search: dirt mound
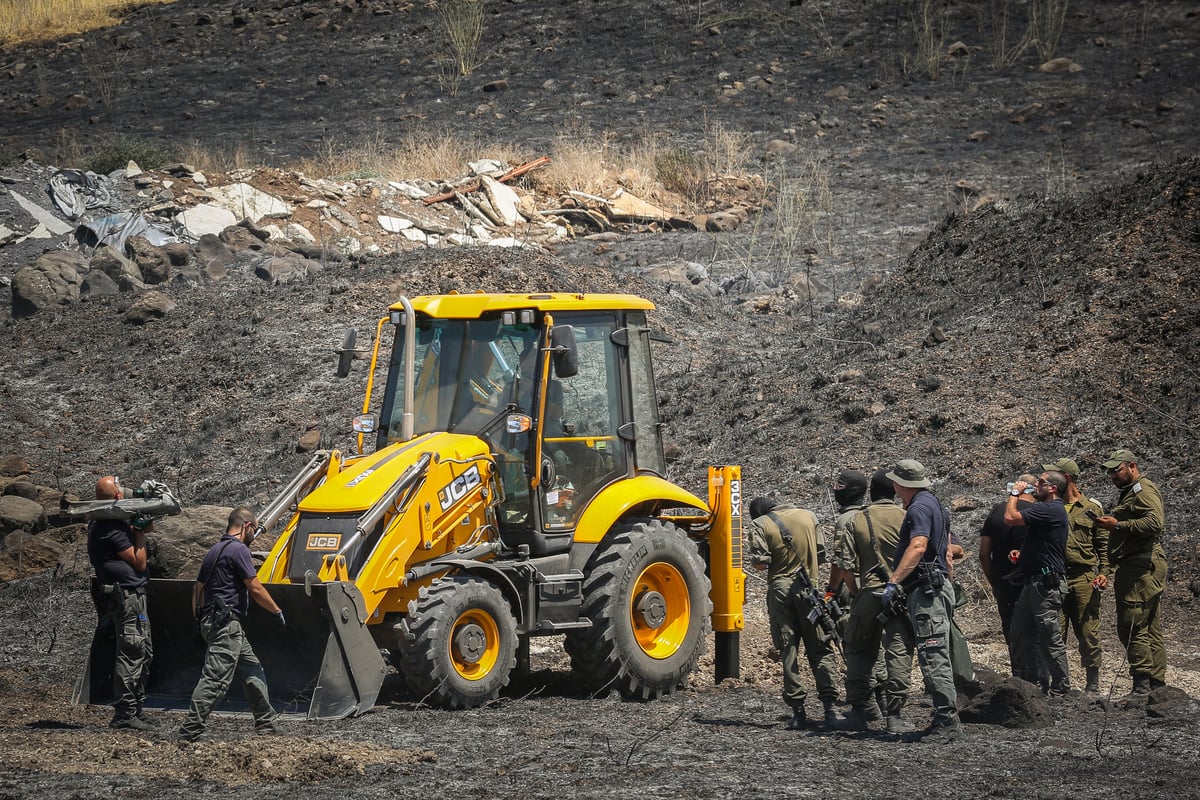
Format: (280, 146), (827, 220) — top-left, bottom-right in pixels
(2, 0), (1200, 796)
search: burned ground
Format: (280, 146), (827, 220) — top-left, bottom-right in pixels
(2, 0), (1200, 797)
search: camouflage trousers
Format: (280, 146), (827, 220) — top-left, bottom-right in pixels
(1060, 568), (1103, 670)
(180, 616), (277, 738)
(908, 581), (958, 726)
(842, 586), (913, 714)
(105, 590), (154, 720)
(1114, 548), (1168, 682)
(767, 579), (839, 710)
(1010, 575), (1071, 691)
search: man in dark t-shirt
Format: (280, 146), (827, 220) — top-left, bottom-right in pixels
(86, 475), (156, 731)
(1004, 471), (1072, 695)
(979, 473), (1036, 674)
(178, 506), (285, 741)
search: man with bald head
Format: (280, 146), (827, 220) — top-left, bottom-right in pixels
(86, 475), (156, 731)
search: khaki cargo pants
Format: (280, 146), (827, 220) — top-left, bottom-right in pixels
(180, 615), (277, 738)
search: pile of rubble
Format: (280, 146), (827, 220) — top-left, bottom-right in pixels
(1, 156), (762, 319)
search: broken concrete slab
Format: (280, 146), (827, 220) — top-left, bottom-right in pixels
(177, 204), (238, 238)
(378, 214), (414, 233)
(605, 189), (673, 222)
(204, 182), (291, 223)
(480, 175), (523, 227)
(7, 189), (73, 235)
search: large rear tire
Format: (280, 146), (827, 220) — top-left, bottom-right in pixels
(397, 576), (518, 709)
(564, 519), (712, 700)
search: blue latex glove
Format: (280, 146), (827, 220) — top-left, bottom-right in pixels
(274, 610), (287, 628)
(880, 582), (898, 607)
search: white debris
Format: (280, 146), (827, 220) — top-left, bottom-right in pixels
(204, 182), (291, 223)
(378, 215), (414, 233)
(177, 203), (238, 238)
(8, 189), (73, 235)
(468, 159), (507, 177)
(285, 223), (316, 243)
(387, 181), (430, 199)
(480, 175), (522, 227)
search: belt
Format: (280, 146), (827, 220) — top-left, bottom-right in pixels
(1065, 564), (1094, 577)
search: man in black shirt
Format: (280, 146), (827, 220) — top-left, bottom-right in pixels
(978, 473), (1036, 674)
(178, 506), (285, 741)
(86, 475), (156, 731)
(1004, 470), (1072, 695)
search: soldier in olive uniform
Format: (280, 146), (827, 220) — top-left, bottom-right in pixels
(827, 470), (868, 638)
(1043, 457), (1108, 693)
(1094, 449), (1168, 697)
(830, 469), (916, 734)
(748, 497), (840, 730)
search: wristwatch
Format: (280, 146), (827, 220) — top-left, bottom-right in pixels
(1010, 490), (1021, 497)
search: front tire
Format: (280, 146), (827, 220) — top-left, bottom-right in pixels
(565, 519), (712, 700)
(398, 576), (518, 709)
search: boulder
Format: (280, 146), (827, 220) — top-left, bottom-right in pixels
(195, 233), (234, 279)
(146, 504), (231, 579)
(80, 269), (120, 297)
(91, 244), (143, 284)
(124, 290), (176, 324)
(11, 251), (86, 317)
(1, 481), (39, 500)
(127, 235), (172, 284)
(0, 531), (65, 581)
(0, 456), (31, 478)
(0, 494), (48, 534)
(254, 252), (311, 284)
(163, 242), (192, 267)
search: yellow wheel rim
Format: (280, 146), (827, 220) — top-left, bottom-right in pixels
(629, 562), (690, 659)
(449, 608), (501, 680)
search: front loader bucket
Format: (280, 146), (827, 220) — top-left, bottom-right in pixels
(73, 579), (387, 720)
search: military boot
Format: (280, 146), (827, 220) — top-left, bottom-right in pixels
(863, 696), (884, 723)
(886, 714), (916, 734)
(832, 707), (869, 732)
(822, 699), (839, 729)
(1084, 667), (1100, 694)
(1131, 676), (1152, 696)
(784, 706), (807, 731)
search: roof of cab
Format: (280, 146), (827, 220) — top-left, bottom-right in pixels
(394, 293), (656, 318)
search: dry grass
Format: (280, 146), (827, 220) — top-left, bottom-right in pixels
(176, 140), (261, 176)
(290, 131), (528, 183)
(0, 0), (173, 45)
(533, 120), (752, 205)
(436, 0), (486, 97)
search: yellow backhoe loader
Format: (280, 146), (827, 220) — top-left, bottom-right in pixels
(76, 293), (744, 717)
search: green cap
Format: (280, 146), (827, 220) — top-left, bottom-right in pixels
(886, 459), (932, 489)
(1041, 458), (1080, 478)
(1102, 449), (1136, 469)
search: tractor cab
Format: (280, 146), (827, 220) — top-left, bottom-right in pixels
(366, 294), (667, 556)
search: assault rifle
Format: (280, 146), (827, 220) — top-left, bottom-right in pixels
(875, 582), (909, 624)
(793, 563), (844, 654)
(61, 479), (181, 527)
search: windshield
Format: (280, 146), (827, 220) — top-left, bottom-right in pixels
(378, 316), (540, 442)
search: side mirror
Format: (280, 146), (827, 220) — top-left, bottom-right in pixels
(550, 325), (578, 378)
(336, 328), (357, 378)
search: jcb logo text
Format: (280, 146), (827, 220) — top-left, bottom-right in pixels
(306, 534), (342, 550)
(438, 464), (482, 511)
